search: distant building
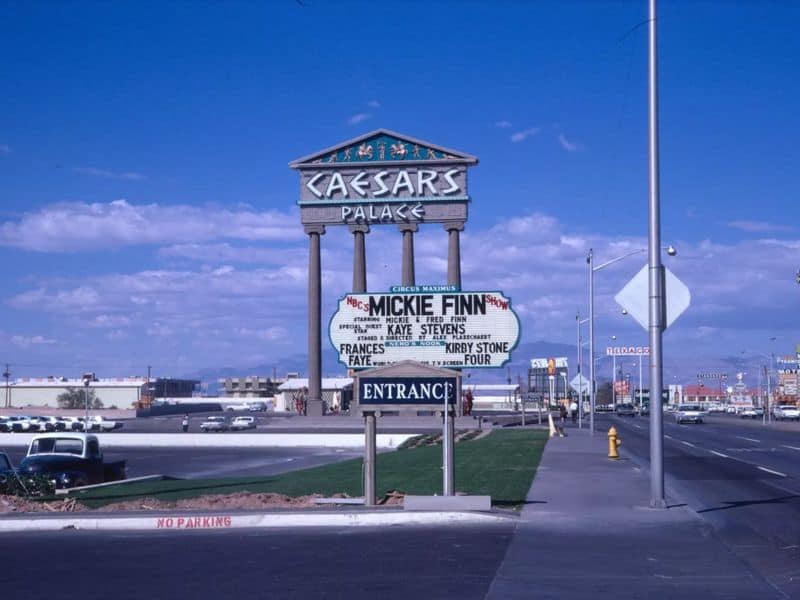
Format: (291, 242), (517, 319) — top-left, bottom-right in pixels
(218, 376), (284, 398)
(149, 378), (200, 398)
(2, 377), (147, 409)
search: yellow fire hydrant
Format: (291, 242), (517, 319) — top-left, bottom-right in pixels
(608, 426), (621, 459)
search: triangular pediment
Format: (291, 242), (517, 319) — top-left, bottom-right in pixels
(356, 360), (461, 378)
(290, 129), (478, 168)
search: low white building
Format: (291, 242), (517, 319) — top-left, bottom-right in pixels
(1, 377), (147, 409)
(276, 378), (353, 412)
(463, 384), (520, 410)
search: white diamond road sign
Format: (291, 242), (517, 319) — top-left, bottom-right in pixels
(614, 265), (691, 331)
(570, 373), (590, 394)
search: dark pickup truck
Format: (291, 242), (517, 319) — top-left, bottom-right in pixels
(18, 433), (126, 489)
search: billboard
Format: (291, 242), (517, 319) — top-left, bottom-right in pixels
(779, 369), (799, 396)
(668, 384), (683, 405)
(530, 357), (568, 371)
(606, 346), (650, 356)
(329, 290), (520, 369)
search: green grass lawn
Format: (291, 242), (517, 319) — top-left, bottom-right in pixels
(72, 429), (547, 509)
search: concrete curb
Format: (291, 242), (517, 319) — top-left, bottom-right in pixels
(0, 510), (511, 533)
(0, 432), (416, 449)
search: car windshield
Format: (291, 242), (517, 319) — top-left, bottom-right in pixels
(679, 405), (701, 411)
(29, 438), (84, 455)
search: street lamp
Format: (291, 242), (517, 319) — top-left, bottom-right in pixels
(586, 245), (676, 436)
(82, 372), (96, 430)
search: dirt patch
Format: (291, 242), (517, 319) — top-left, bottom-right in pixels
(0, 491), (378, 514)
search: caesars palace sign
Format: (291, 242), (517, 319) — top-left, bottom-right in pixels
(290, 129), (475, 226)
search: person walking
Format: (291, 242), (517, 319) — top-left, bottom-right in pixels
(181, 414), (189, 433)
(559, 403), (567, 425)
(570, 399), (578, 424)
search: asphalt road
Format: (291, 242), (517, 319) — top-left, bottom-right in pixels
(3, 446), (362, 479)
(1, 524), (515, 600)
(601, 412), (800, 598)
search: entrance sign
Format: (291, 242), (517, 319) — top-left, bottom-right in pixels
(606, 346), (650, 356)
(329, 290), (520, 369)
(359, 377), (457, 406)
(615, 265), (691, 331)
(290, 129), (477, 227)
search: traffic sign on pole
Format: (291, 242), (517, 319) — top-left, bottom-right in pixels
(614, 264), (691, 331)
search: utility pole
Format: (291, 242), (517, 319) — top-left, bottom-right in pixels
(3, 364), (9, 408)
(648, 0), (667, 509)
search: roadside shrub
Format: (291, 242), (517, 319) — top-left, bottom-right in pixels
(0, 473), (55, 497)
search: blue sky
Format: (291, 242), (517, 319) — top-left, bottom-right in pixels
(1, 1), (798, 387)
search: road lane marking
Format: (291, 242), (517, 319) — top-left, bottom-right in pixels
(783, 445), (800, 452)
(664, 434), (673, 439)
(681, 441), (695, 448)
(736, 436), (760, 443)
(709, 450), (729, 458)
(633, 424), (642, 429)
(757, 466), (787, 477)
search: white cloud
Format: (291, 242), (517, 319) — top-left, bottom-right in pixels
(72, 167), (145, 180)
(510, 127), (540, 143)
(3, 207), (798, 376)
(726, 220), (793, 233)
(88, 314), (131, 328)
(347, 113), (372, 126)
(146, 323), (173, 338)
(0, 200), (303, 252)
(558, 133), (583, 152)
(0, 144), (11, 154)
(159, 243), (302, 265)
(495, 120), (512, 129)
(11, 335), (58, 347)
(367, 100), (381, 108)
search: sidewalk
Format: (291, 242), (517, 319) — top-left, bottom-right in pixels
(485, 427), (781, 599)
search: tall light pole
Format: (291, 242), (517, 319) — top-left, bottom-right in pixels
(576, 313), (589, 429)
(611, 335), (617, 407)
(647, 0), (667, 509)
(587, 246), (674, 436)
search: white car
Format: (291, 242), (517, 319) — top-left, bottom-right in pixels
(230, 416), (257, 431)
(200, 416), (230, 432)
(224, 402), (252, 412)
(773, 406), (800, 421)
(675, 404), (704, 424)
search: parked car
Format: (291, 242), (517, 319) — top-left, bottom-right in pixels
(200, 416), (230, 432)
(725, 406), (738, 414)
(224, 402), (251, 412)
(248, 401), (268, 412)
(85, 416), (123, 432)
(772, 405), (800, 421)
(739, 407), (762, 419)
(0, 451), (14, 480)
(615, 404), (636, 417)
(7, 416), (32, 432)
(230, 416), (256, 431)
(17, 433), (126, 489)
(676, 404), (704, 424)
(639, 403), (650, 416)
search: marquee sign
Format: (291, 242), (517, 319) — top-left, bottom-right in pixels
(290, 129), (478, 226)
(359, 376), (457, 406)
(329, 290), (520, 369)
(697, 372), (728, 380)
